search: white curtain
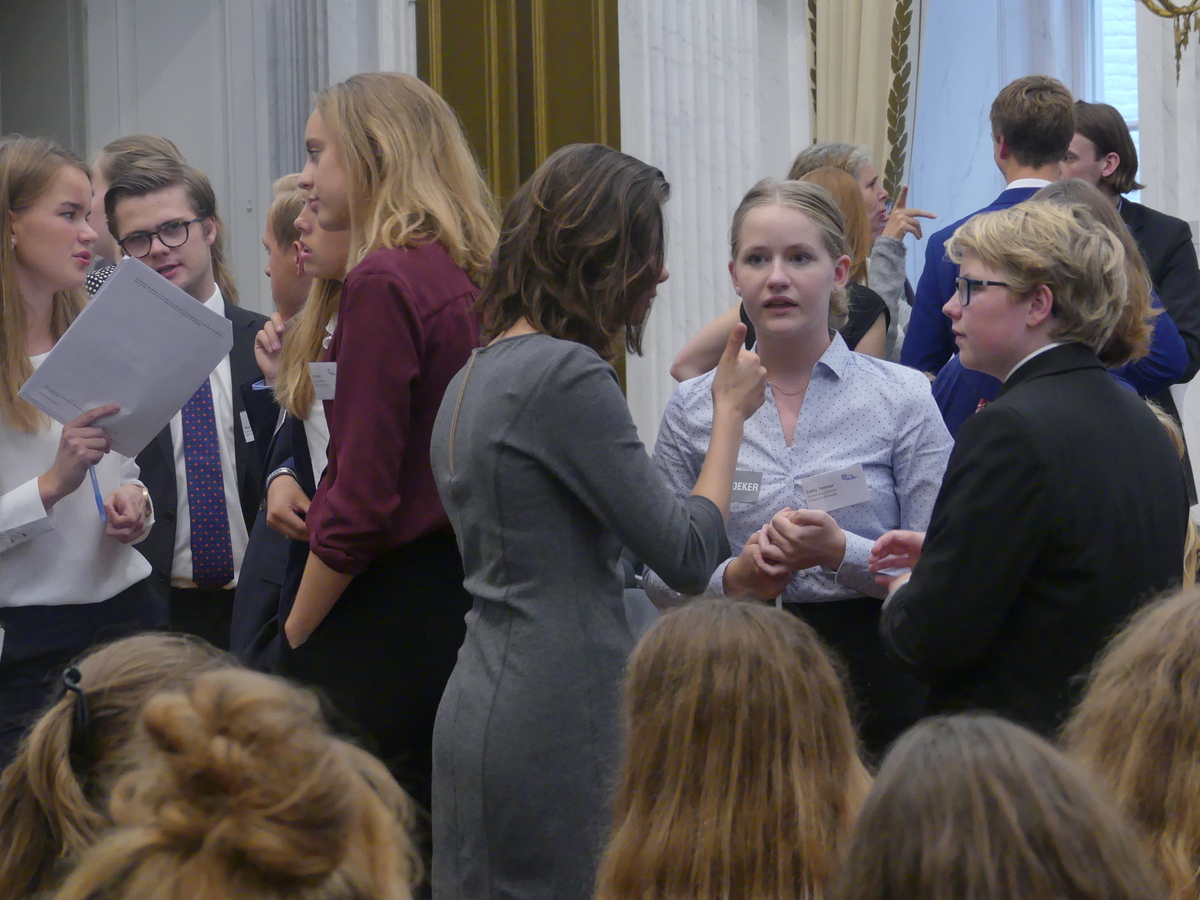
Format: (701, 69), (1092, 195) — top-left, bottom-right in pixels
(619, 0), (812, 445)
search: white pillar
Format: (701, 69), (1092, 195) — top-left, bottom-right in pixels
(619, 0), (811, 445)
(1136, 4), (1200, 247)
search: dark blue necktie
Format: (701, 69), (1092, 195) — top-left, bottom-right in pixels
(181, 379), (234, 589)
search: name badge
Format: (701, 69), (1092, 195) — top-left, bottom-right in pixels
(309, 362), (337, 400)
(800, 463), (870, 512)
(239, 409), (254, 443)
(731, 470), (762, 503)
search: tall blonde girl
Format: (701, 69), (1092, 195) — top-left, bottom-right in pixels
(596, 600), (871, 900)
(0, 135), (166, 765)
(283, 73), (497, 829)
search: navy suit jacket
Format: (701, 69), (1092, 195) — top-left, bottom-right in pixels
(901, 186), (1042, 373)
(1120, 199), (1200, 380)
(135, 301), (273, 592)
(881, 343), (1188, 735)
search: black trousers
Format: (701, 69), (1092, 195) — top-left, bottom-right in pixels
(785, 596), (926, 760)
(0, 580), (168, 765)
(168, 585), (235, 652)
(277, 530), (472, 817)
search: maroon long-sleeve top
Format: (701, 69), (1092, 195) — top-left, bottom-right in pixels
(308, 242), (480, 575)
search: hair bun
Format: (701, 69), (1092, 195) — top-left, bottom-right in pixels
(114, 670), (366, 882)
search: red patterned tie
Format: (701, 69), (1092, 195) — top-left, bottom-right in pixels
(180, 379), (234, 589)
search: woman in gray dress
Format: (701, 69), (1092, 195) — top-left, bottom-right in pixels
(429, 144), (768, 900)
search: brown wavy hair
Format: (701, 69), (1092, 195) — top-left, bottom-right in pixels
(0, 135), (89, 433)
(1073, 100), (1145, 194)
(1063, 588), (1200, 898)
(830, 714), (1165, 900)
(0, 634), (229, 899)
(315, 72), (498, 282)
(47, 668), (418, 900)
(268, 173), (305, 249)
(273, 276), (343, 419)
(595, 600), (871, 900)
(95, 134), (185, 185)
(104, 156), (240, 305)
(477, 143), (668, 360)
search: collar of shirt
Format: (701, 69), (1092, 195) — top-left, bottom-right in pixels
(1006, 342), (1064, 382)
(1005, 178), (1053, 191)
(201, 285), (223, 315)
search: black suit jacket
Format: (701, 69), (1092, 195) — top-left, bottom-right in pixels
(135, 301), (273, 590)
(881, 343), (1188, 735)
(1121, 199), (1200, 379)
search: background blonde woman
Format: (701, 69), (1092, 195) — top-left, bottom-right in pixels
(47, 668), (418, 900)
(596, 600), (870, 900)
(0, 135), (165, 764)
(282, 73), (498, 826)
(1063, 588), (1200, 899)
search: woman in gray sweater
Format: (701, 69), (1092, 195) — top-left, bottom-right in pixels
(429, 143), (768, 900)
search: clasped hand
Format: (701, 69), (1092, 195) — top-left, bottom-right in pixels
(868, 529), (926, 593)
(724, 507), (846, 600)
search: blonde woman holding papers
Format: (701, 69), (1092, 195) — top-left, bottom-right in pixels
(0, 136), (165, 764)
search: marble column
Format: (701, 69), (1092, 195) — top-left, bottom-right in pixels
(1136, 3), (1200, 244)
(619, 0), (812, 445)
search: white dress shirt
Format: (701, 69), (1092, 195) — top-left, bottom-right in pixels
(0, 352), (153, 607)
(167, 287), (249, 588)
(647, 333), (953, 604)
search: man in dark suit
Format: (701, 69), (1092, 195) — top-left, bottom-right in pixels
(902, 75), (1075, 376)
(1062, 99), (1200, 381)
(871, 202), (1188, 737)
(106, 158), (273, 649)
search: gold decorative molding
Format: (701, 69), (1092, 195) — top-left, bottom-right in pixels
(883, 0), (913, 198)
(1138, 0), (1200, 80)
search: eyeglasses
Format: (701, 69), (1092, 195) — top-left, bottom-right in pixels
(954, 275), (1011, 307)
(118, 216), (204, 259)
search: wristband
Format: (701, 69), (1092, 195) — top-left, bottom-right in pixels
(266, 466), (299, 491)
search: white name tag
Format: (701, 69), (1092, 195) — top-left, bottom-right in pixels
(239, 409), (254, 443)
(731, 470), (762, 503)
(800, 463), (870, 512)
(309, 362), (337, 400)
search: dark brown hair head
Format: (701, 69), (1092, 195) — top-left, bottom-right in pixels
(989, 75), (1076, 168)
(830, 714), (1165, 900)
(1073, 100), (1145, 194)
(104, 156), (239, 305)
(96, 134), (186, 185)
(476, 143), (669, 360)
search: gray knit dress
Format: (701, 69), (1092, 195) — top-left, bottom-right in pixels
(429, 333), (730, 900)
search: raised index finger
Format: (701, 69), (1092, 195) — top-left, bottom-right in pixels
(895, 184), (909, 209)
(721, 322), (748, 364)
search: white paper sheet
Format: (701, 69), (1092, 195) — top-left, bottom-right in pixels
(19, 257), (233, 457)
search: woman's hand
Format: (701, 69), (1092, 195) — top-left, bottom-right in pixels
(869, 529), (926, 589)
(38, 404), (119, 509)
(711, 323), (766, 422)
(266, 473), (310, 540)
(760, 507), (847, 570)
(880, 185), (937, 241)
(254, 312), (290, 386)
(104, 484), (148, 543)
(723, 530), (794, 600)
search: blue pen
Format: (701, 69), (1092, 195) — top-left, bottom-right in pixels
(89, 466), (106, 523)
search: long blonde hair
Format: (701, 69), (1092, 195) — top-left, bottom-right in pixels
(0, 634), (229, 899)
(274, 277), (342, 418)
(1063, 588), (1200, 899)
(47, 668), (418, 900)
(316, 72), (498, 282)
(0, 135), (88, 433)
(595, 600), (871, 900)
